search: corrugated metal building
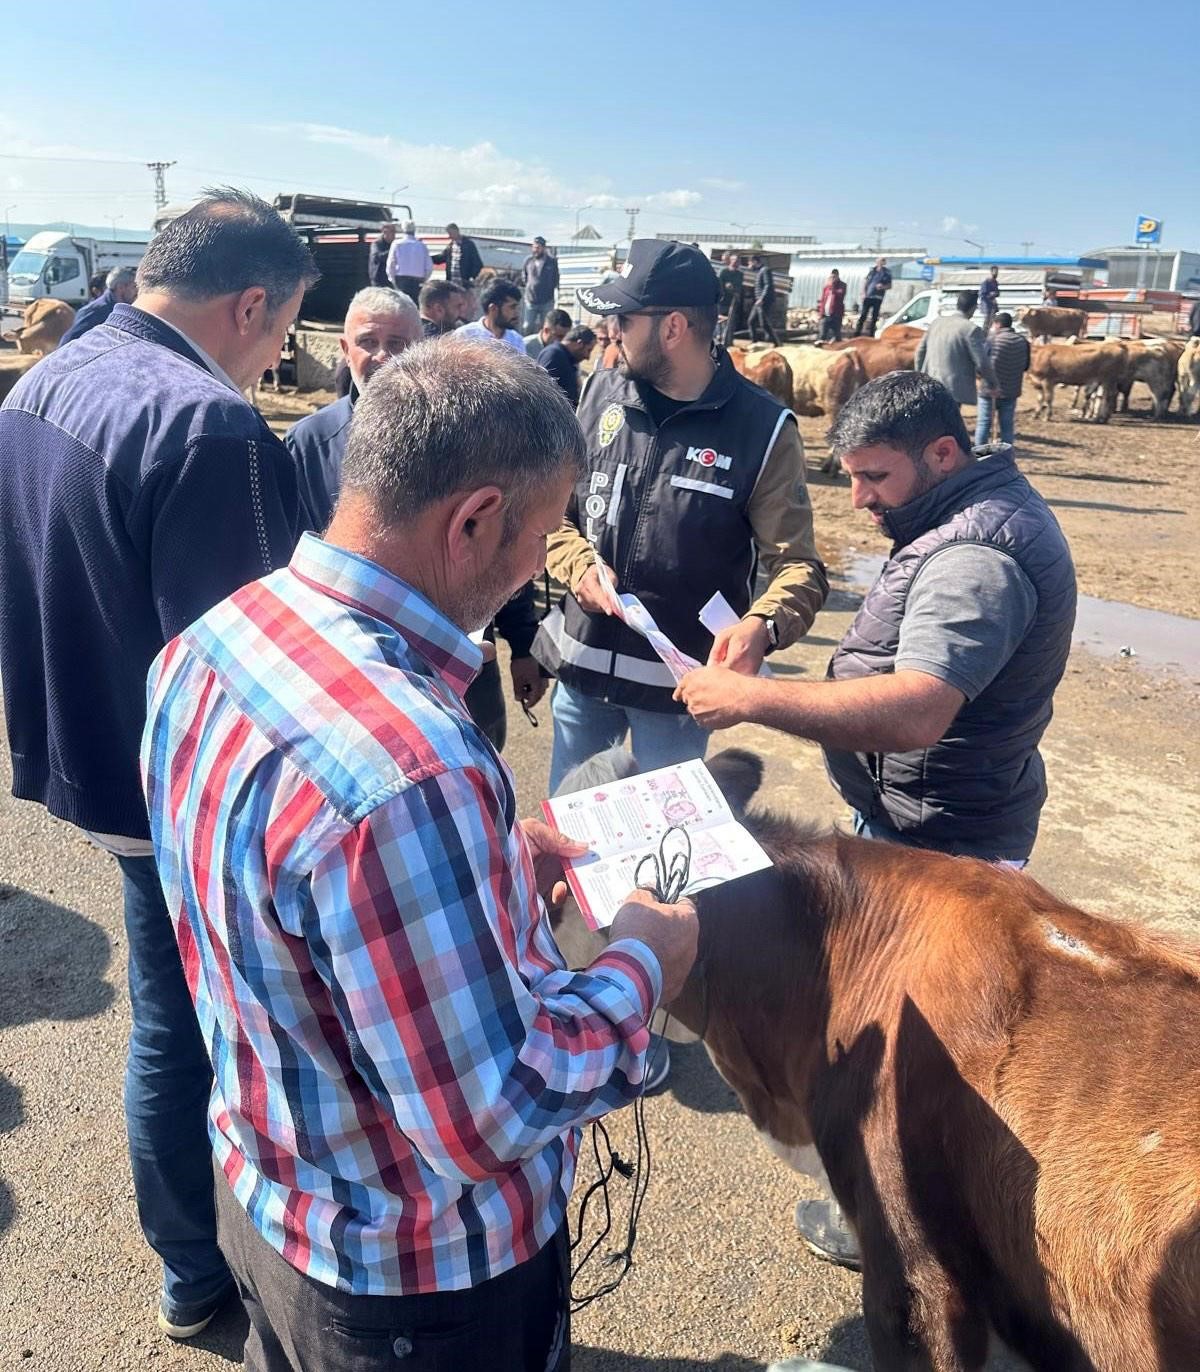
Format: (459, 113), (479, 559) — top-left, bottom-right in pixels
(1086, 246), (1200, 294)
(653, 232), (927, 308)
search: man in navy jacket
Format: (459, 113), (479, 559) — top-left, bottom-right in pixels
(0, 189), (316, 1342)
(58, 265), (139, 344)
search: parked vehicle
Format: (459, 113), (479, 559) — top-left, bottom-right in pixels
(3, 231), (146, 315)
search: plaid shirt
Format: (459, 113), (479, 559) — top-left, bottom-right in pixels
(140, 533), (661, 1295)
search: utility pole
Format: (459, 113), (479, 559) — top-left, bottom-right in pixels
(624, 205), (640, 241)
(871, 225), (887, 251)
(1020, 240), (1034, 257)
(146, 161), (176, 212)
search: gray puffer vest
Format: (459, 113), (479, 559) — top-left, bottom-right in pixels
(824, 445), (1076, 860)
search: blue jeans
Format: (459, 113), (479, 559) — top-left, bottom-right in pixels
(119, 855), (231, 1313)
(549, 681), (709, 792)
(975, 394), (1017, 447)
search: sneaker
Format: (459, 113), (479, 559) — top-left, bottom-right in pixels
(642, 1034), (671, 1094)
(157, 1285), (233, 1340)
(794, 1198), (862, 1271)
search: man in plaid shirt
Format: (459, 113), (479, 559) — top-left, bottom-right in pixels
(141, 339), (697, 1372)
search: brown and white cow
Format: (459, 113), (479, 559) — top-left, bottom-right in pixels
(1029, 341), (1126, 421)
(1017, 306), (1088, 342)
(728, 346), (795, 409)
(2, 298), (76, 355)
(1177, 338), (1200, 419)
(761, 343), (867, 420)
(668, 748), (1200, 1372)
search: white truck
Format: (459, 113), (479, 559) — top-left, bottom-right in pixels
(3, 230), (147, 319)
(880, 267), (1097, 335)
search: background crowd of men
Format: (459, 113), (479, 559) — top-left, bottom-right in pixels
(0, 191), (1075, 1370)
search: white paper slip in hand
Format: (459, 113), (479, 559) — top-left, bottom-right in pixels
(698, 592), (773, 677)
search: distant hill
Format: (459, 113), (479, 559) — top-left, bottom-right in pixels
(7, 220), (153, 244)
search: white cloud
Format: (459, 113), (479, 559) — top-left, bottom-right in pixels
(699, 177), (744, 193)
(644, 188), (702, 209)
(940, 214), (980, 237)
(261, 122), (702, 229)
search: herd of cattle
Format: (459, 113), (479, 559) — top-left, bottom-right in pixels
(730, 305), (1200, 467)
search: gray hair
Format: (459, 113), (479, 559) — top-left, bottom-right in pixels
(344, 286), (419, 330)
(137, 186), (318, 313)
(402, 220), (417, 235)
(341, 338), (585, 531)
(107, 266), (137, 289)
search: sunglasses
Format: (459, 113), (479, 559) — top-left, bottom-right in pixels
(614, 308), (676, 331)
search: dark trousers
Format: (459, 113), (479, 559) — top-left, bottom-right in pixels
(720, 295), (744, 345)
(394, 275), (423, 303)
(818, 315), (843, 342)
(464, 656), (507, 752)
(214, 1162), (570, 1372)
(747, 299), (779, 345)
(119, 856), (231, 1314)
(854, 296), (883, 336)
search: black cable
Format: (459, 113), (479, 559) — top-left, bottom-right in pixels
(569, 824), (690, 1312)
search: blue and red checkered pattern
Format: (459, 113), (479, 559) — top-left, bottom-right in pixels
(141, 533), (661, 1295)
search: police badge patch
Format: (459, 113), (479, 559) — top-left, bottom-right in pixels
(598, 403), (625, 449)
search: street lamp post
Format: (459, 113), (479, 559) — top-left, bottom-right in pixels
(4, 204), (15, 243)
(963, 237), (985, 256)
(109, 215), (123, 241)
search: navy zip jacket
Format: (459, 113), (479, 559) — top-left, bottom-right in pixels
(0, 304), (304, 839)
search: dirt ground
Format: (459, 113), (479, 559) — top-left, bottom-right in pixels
(1, 383), (1198, 1371)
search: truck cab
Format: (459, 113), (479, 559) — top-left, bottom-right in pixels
(3, 230), (146, 313)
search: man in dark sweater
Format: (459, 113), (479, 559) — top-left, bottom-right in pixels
(676, 371), (1075, 1268)
(854, 256), (893, 336)
(286, 286), (421, 529)
(747, 253), (780, 344)
(367, 220), (396, 287)
(537, 324), (597, 406)
(59, 265), (139, 343)
(976, 311), (1030, 446)
(0, 190), (317, 1343)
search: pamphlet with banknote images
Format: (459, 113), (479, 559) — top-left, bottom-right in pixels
(541, 758), (773, 930)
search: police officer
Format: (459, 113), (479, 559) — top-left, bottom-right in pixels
(536, 239), (828, 791)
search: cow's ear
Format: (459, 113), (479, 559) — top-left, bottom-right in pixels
(707, 748), (764, 814)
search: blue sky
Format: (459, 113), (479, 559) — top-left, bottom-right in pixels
(1, 0), (1194, 255)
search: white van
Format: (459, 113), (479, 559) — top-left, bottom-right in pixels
(4, 231), (146, 311)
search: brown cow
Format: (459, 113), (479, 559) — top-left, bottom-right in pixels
(1017, 305), (1088, 341)
(0, 353), (40, 402)
(668, 747), (1200, 1372)
(1029, 341), (1126, 421)
(728, 347), (794, 409)
(818, 334), (921, 379)
(2, 298), (77, 355)
(877, 323), (924, 344)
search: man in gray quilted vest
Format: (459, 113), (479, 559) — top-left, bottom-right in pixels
(675, 370), (1076, 1263)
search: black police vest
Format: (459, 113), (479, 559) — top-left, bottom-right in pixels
(537, 353), (791, 713)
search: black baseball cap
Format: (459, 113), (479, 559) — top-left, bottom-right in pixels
(576, 238), (720, 316)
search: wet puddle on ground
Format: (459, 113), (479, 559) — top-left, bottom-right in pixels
(840, 553), (1200, 680)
